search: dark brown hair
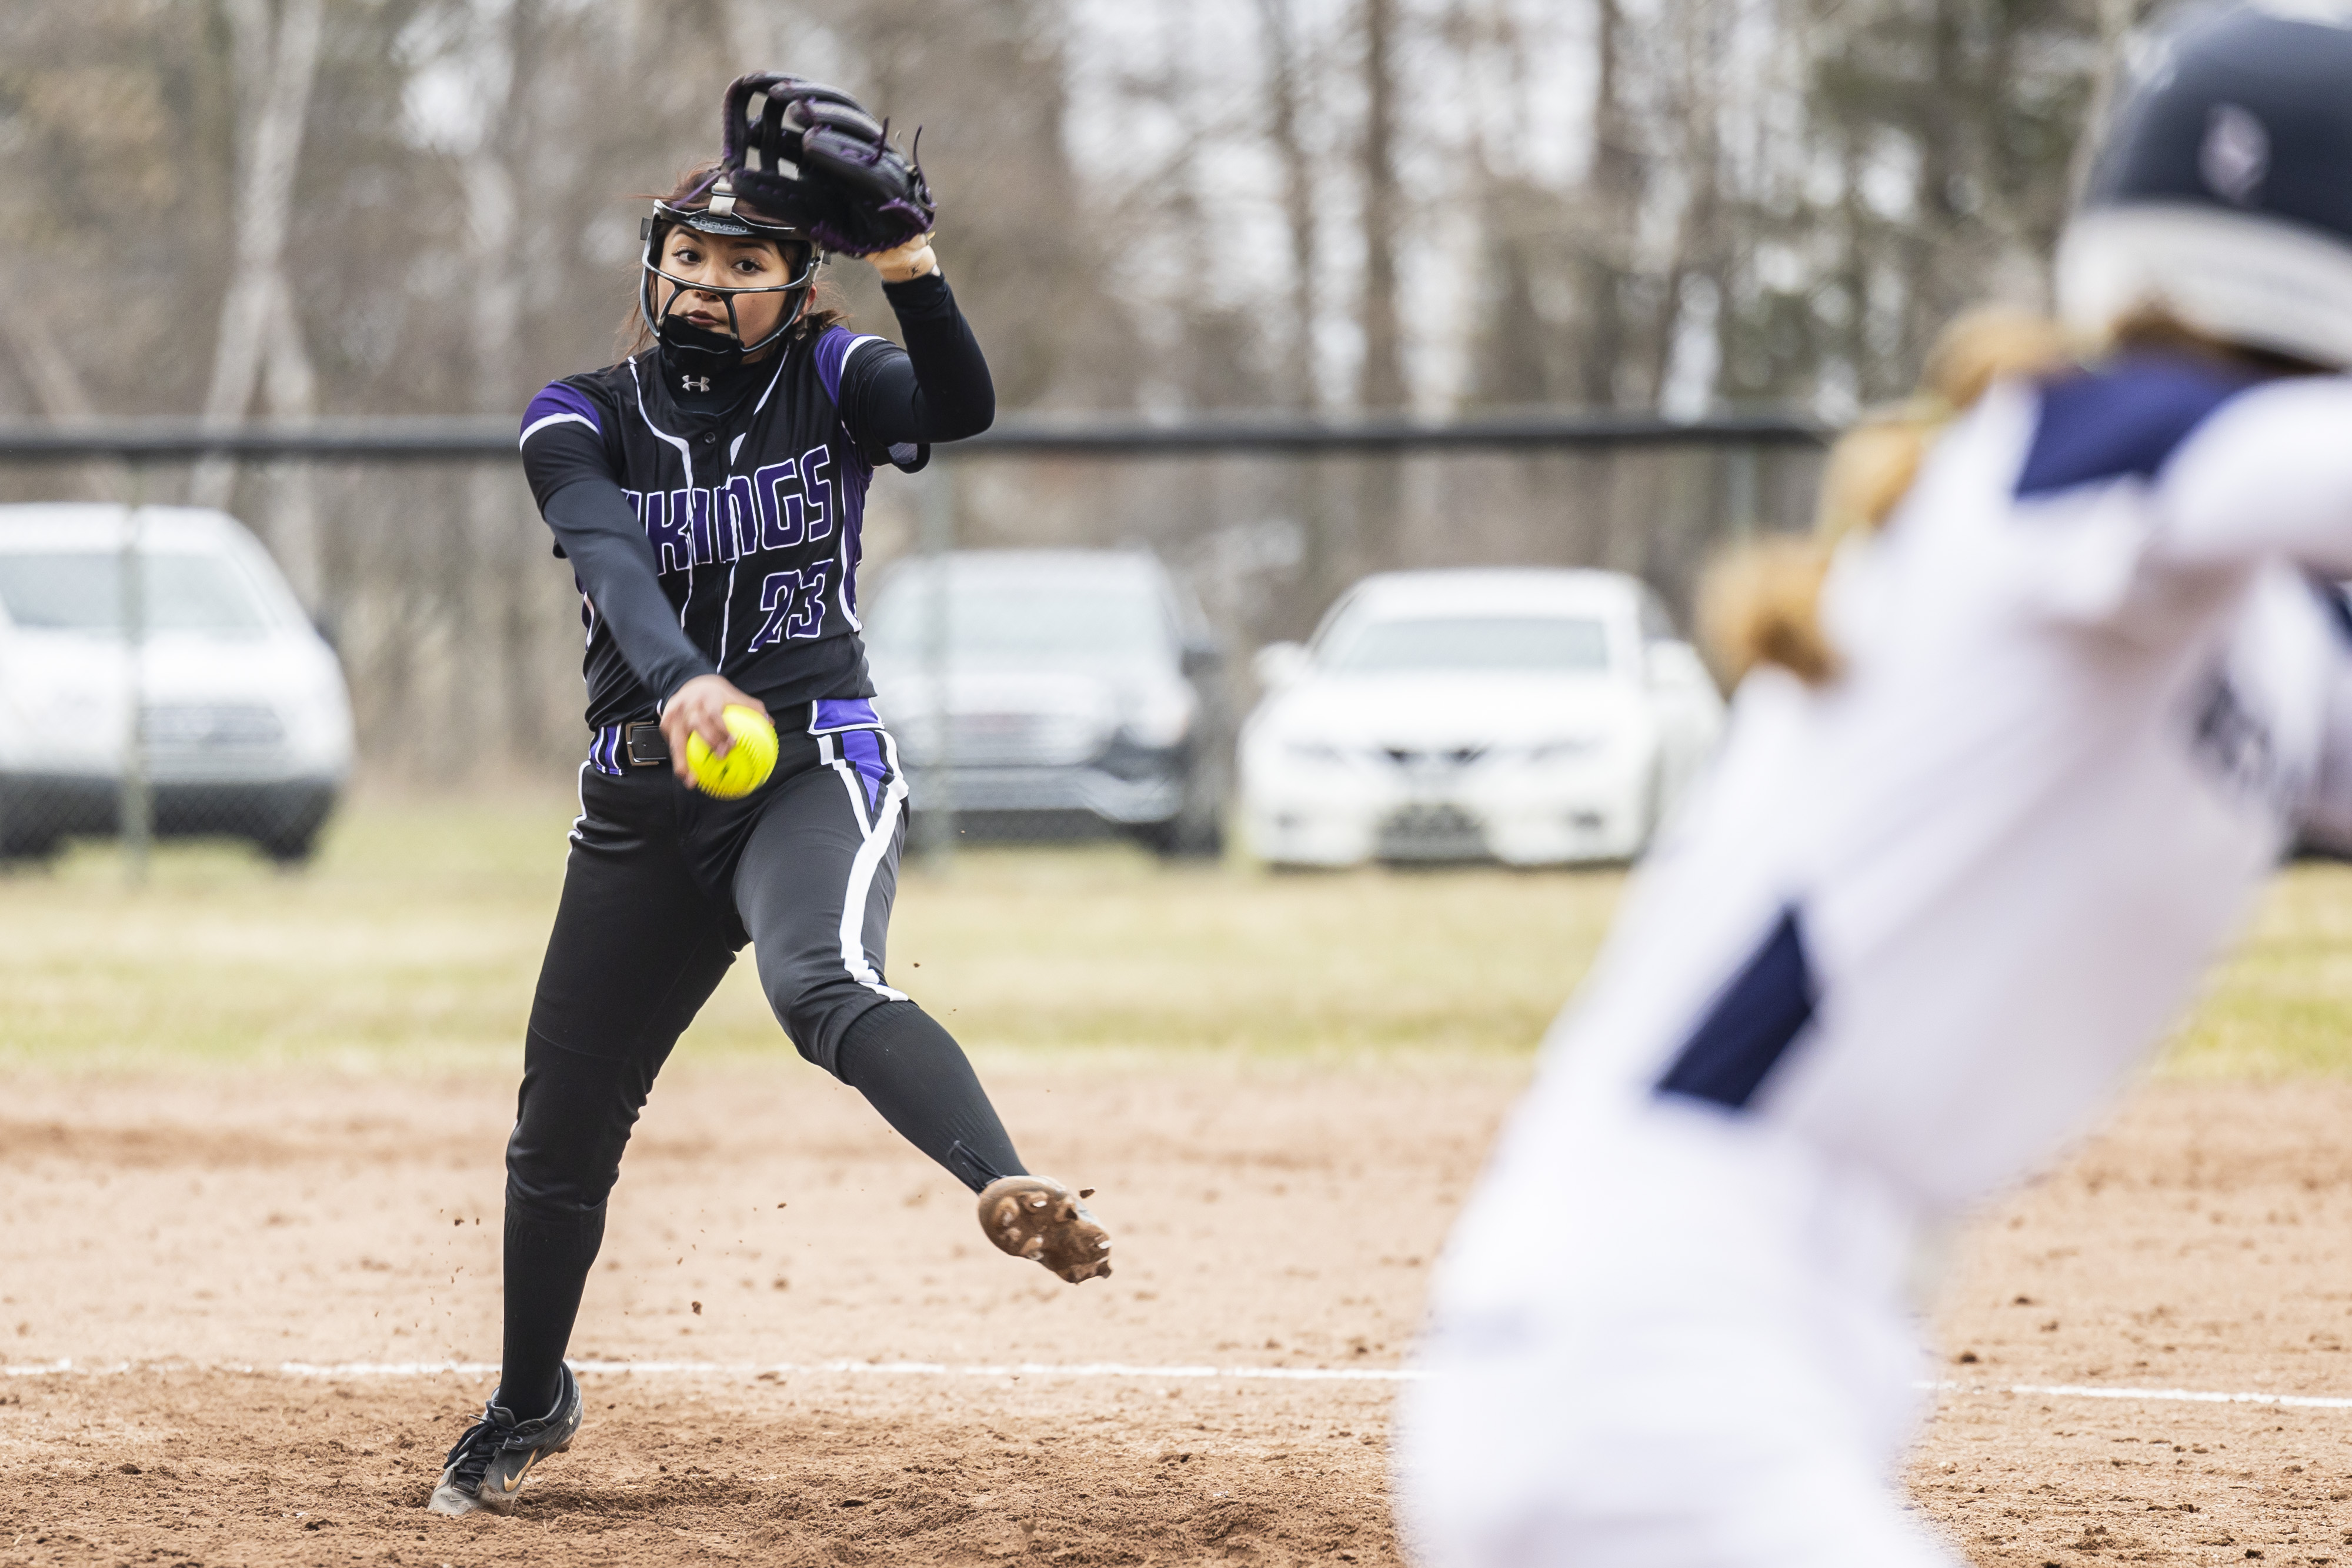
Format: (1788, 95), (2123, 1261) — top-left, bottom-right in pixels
(615, 161), (848, 359)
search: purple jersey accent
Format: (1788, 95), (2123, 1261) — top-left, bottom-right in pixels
(813, 328), (880, 412)
(523, 382), (604, 440)
(839, 727), (889, 816)
(589, 723), (626, 776)
(810, 697), (880, 733)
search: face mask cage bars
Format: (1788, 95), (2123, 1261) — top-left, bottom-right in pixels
(637, 198), (825, 361)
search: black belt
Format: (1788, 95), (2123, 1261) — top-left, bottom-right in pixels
(623, 722), (669, 766)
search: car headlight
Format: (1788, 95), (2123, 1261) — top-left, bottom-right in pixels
(1524, 735), (1608, 763)
(281, 683), (353, 749)
(38, 685), (111, 737)
(1122, 685), (1196, 749)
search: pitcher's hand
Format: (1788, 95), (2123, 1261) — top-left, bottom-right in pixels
(868, 232), (939, 284)
(661, 675), (768, 785)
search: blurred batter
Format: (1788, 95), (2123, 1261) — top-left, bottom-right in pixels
(1396, 7), (2352, 1563)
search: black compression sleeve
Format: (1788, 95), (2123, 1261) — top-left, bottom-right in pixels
(840, 272), (996, 448)
(540, 476), (715, 703)
(836, 1001), (1026, 1192)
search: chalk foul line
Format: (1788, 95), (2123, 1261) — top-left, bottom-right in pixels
(1926, 1379), (2352, 1411)
(2, 1357), (1417, 1384)
(4, 1360), (2349, 1408)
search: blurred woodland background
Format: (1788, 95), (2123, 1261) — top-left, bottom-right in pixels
(0, 0), (2138, 779)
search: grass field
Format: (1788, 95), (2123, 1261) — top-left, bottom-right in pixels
(2, 795), (2350, 1076)
(0, 796), (1626, 1069)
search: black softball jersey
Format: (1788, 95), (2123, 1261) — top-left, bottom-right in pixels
(517, 273), (993, 759)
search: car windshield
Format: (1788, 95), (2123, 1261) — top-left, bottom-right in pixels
(866, 575), (1173, 665)
(1320, 614), (1612, 675)
(0, 551), (278, 638)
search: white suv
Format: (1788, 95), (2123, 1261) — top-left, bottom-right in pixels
(0, 504), (353, 863)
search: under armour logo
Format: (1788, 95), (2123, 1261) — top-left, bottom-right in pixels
(682, 373), (710, 392)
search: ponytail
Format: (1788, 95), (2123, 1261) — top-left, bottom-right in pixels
(1698, 308), (2075, 687)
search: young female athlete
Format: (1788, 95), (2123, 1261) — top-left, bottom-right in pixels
(1396, 6), (2352, 1564)
(426, 84), (1110, 1519)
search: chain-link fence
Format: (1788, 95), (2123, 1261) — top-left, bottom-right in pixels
(0, 415), (1826, 876)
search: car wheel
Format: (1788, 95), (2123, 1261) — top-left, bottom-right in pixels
(1130, 813), (1216, 859)
(0, 836), (60, 869)
(258, 828), (321, 868)
(1172, 809), (1225, 859)
(1137, 797), (1224, 860)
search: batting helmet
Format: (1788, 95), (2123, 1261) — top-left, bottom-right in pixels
(2056, 1), (2352, 368)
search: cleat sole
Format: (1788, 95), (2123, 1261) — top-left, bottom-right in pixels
(977, 1176), (1113, 1285)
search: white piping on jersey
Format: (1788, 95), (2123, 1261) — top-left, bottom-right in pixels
(829, 335), (890, 633)
(713, 353), (793, 668)
(520, 411), (597, 446)
(820, 336), (888, 636)
(626, 358), (697, 631)
(748, 351), (792, 417)
(717, 562), (736, 673)
(835, 530), (862, 632)
(620, 341), (855, 671)
(824, 729), (910, 1003)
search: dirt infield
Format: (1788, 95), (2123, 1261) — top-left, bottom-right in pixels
(6, 1062), (2352, 1566)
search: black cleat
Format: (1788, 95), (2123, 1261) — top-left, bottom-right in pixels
(425, 1365), (583, 1516)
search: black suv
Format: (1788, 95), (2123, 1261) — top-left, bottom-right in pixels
(859, 549), (1226, 856)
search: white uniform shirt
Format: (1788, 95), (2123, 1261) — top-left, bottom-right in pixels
(1543, 358), (2352, 1213)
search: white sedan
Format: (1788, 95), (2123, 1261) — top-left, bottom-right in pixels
(1239, 568), (1723, 868)
(0, 504), (353, 862)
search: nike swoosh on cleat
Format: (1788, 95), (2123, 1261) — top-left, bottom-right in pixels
(499, 1451), (539, 1493)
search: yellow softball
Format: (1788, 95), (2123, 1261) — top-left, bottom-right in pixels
(685, 705), (779, 799)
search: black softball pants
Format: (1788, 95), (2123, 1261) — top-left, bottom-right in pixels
(497, 706), (1026, 1417)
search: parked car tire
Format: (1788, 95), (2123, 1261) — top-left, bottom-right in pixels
(258, 827), (321, 866)
(1133, 795), (1224, 859)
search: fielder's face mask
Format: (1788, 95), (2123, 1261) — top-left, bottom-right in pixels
(638, 175), (824, 377)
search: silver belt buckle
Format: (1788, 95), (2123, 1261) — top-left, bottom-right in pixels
(624, 722), (670, 767)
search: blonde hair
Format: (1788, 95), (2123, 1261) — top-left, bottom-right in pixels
(1697, 308), (2076, 687)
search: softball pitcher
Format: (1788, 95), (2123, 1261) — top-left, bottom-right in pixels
(426, 78), (1109, 1519)
(1397, 6), (2352, 1563)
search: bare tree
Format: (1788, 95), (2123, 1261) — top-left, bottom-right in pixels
(1258, 0), (1322, 409)
(189, 0), (327, 620)
(455, 0), (544, 767)
(192, 0), (325, 502)
(0, 306), (115, 501)
(1356, 0), (1406, 411)
(1579, 0), (1639, 408)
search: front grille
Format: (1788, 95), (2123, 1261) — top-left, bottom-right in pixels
(1380, 746), (1487, 769)
(142, 704), (284, 749)
(1377, 803), (1486, 862)
(920, 712), (1104, 769)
